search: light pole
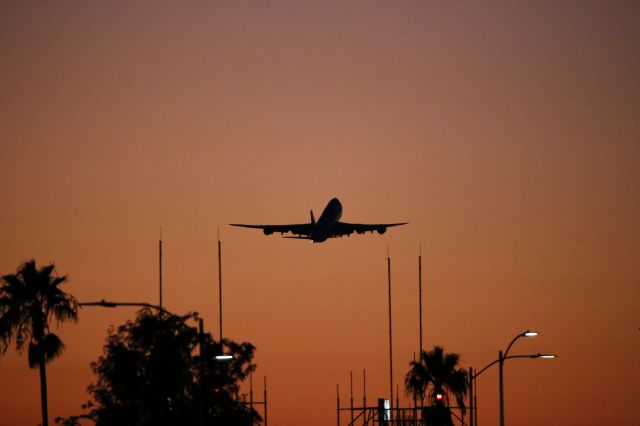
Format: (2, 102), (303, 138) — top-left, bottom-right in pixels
(468, 330), (556, 426)
(500, 330), (539, 426)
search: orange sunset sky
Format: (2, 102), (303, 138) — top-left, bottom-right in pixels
(1, 1), (639, 425)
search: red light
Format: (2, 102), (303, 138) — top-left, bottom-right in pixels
(436, 393), (443, 401)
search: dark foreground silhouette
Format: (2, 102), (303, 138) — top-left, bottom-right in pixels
(0, 259), (79, 426)
(405, 346), (469, 426)
(57, 309), (259, 426)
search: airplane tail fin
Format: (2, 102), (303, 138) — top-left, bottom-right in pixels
(310, 210), (316, 226)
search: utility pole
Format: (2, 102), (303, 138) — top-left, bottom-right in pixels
(264, 376), (268, 426)
(336, 384), (340, 426)
(387, 249), (393, 422)
(350, 371), (354, 426)
(499, 350), (505, 426)
(363, 369), (367, 421)
(217, 230), (223, 342)
(418, 244), (423, 357)
(418, 244), (424, 410)
(159, 228), (163, 312)
(250, 368), (253, 416)
(199, 318), (204, 426)
(469, 367), (474, 426)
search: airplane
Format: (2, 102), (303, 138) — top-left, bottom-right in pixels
(230, 198), (407, 243)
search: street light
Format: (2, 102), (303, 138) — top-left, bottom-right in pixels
(500, 330), (541, 426)
(79, 299), (172, 315)
(215, 355), (233, 360)
(81, 300), (231, 360)
(503, 330), (538, 357)
(468, 331), (555, 426)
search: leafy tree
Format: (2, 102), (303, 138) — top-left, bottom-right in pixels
(405, 345), (468, 426)
(78, 308), (259, 426)
(0, 260), (79, 426)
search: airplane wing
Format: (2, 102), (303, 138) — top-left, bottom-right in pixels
(230, 223), (313, 237)
(331, 221), (408, 237)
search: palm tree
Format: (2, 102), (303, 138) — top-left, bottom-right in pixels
(0, 260), (78, 426)
(405, 345), (468, 425)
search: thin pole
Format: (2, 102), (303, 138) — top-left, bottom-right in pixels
(418, 244), (423, 356)
(475, 392), (478, 426)
(250, 368), (254, 425)
(469, 369), (473, 426)
(264, 376), (268, 426)
(363, 369), (367, 426)
(350, 371), (354, 426)
(418, 244), (424, 411)
(39, 359), (49, 426)
(396, 384), (399, 420)
(387, 251), (393, 420)
(159, 229), (163, 311)
(499, 350), (504, 426)
(337, 384), (340, 426)
(198, 318), (204, 426)
(218, 231), (223, 342)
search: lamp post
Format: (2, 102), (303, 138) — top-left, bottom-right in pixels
(499, 330), (538, 426)
(79, 299), (172, 315)
(468, 330), (556, 426)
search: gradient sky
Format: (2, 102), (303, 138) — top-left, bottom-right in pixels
(1, 1), (639, 425)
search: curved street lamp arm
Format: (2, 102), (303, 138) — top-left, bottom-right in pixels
(79, 299), (172, 315)
(504, 330), (538, 358)
(504, 333), (524, 358)
(474, 358), (501, 378)
(504, 353), (544, 360)
(473, 353), (554, 379)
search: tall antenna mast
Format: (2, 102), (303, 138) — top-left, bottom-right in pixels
(350, 370), (354, 426)
(218, 228), (223, 342)
(387, 247), (393, 420)
(419, 243), (423, 356)
(363, 369), (367, 410)
(159, 227), (163, 311)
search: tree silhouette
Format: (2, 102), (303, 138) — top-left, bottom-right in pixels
(72, 308), (259, 426)
(405, 345), (468, 426)
(0, 260), (78, 426)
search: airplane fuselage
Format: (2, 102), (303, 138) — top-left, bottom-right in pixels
(311, 198), (343, 242)
(230, 197), (406, 242)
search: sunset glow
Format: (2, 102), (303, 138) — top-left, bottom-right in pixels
(1, 1), (639, 426)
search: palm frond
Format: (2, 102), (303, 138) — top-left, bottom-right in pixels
(1, 259), (76, 361)
(405, 345), (469, 408)
(43, 332), (66, 362)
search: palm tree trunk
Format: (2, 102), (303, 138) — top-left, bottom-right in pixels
(39, 357), (49, 426)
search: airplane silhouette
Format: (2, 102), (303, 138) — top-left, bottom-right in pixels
(231, 198), (407, 243)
